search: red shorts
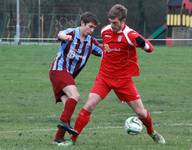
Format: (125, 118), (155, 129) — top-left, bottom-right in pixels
(49, 69), (75, 102)
(90, 74), (140, 102)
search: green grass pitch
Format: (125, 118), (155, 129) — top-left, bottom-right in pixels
(0, 44), (192, 150)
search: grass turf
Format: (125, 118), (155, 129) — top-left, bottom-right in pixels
(0, 45), (192, 150)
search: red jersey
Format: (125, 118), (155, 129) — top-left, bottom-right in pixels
(98, 24), (153, 78)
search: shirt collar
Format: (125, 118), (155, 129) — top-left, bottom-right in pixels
(75, 27), (89, 42)
(110, 24), (126, 33)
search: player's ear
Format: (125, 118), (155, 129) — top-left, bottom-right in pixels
(120, 18), (126, 27)
(80, 21), (85, 26)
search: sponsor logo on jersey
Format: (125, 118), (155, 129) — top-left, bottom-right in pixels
(104, 35), (112, 38)
(103, 44), (121, 53)
(68, 49), (85, 59)
(117, 35), (123, 42)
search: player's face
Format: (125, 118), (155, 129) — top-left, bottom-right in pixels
(81, 22), (97, 36)
(108, 17), (124, 33)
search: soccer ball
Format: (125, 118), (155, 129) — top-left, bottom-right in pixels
(124, 116), (143, 135)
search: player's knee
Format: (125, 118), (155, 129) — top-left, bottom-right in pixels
(69, 93), (80, 102)
(83, 101), (97, 112)
(74, 94), (80, 102)
(84, 103), (96, 112)
(84, 93), (101, 112)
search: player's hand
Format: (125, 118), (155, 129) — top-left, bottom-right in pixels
(64, 35), (73, 41)
(58, 31), (73, 41)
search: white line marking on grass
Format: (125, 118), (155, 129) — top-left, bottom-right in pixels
(0, 110), (191, 134)
(0, 123), (192, 134)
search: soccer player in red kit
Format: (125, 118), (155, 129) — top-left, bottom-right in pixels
(62, 4), (165, 146)
(49, 12), (102, 146)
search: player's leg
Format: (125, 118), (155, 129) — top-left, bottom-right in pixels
(53, 95), (68, 143)
(114, 78), (165, 144)
(55, 93), (103, 147)
(127, 99), (153, 134)
(128, 99), (165, 144)
(57, 85), (80, 136)
(60, 85), (80, 123)
(68, 75), (111, 145)
(54, 86), (79, 144)
(113, 78), (154, 134)
(49, 70), (79, 144)
(71, 93), (102, 142)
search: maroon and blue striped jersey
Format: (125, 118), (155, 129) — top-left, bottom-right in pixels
(50, 27), (102, 78)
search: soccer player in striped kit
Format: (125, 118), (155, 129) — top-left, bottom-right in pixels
(49, 12), (102, 145)
(63, 4), (165, 146)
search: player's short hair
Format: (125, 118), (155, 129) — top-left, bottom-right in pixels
(108, 4), (127, 21)
(80, 12), (100, 26)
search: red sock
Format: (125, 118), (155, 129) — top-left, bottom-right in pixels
(60, 98), (77, 123)
(71, 108), (91, 142)
(54, 127), (65, 140)
(140, 111), (154, 134)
